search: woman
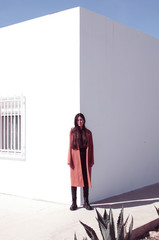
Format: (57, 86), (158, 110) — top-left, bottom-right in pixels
(68, 113), (94, 210)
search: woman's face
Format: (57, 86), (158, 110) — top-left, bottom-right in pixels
(77, 116), (84, 129)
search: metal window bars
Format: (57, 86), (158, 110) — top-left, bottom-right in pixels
(0, 96), (25, 160)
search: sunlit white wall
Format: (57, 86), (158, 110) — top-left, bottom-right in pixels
(0, 7), (159, 205)
(0, 8), (80, 203)
(80, 8), (159, 203)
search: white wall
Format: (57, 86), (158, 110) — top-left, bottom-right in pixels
(0, 7), (159, 205)
(80, 8), (159, 203)
(0, 8), (80, 204)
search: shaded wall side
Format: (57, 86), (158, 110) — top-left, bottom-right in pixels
(0, 8), (80, 204)
(80, 8), (159, 202)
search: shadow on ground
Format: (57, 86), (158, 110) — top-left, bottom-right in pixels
(91, 182), (159, 209)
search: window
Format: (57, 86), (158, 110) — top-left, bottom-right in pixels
(0, 96), (26, 160)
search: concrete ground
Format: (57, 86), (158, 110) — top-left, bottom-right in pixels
(0, 183), (159, 240)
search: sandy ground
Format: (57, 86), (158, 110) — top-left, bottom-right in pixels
(0, 183), (159, 240)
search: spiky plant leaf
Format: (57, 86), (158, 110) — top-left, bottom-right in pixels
(118, 225), (124, 240)
(103, 209), (109, 223)
(117, 207), (124, 227)
(109, 208), (116, 240)
(109, 224), (116, 240)
(117, 207), (124, 240)
(123, 215), (130, 238)
(109, 208), (114, 225)
(80, 221), (99, 240)
(103, 222), (112, 240)
(74, 233), (78, 240)
(96, 209), (107, 228)
(124, 215), (129, 226)
(96, 209), (109, 240)
(126, 217), (133, 240)
(96, 216), (110, 240)
(154, 205), (159, 216)
(96, 208), (116, 240)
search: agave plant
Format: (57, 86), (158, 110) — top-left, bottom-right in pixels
(116, 207), (133, 240)
(75, 207), (133, 240)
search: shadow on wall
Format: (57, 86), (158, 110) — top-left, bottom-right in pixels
(91, 182), (159, 209)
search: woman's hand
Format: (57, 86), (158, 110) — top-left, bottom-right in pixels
(68, 163), (74, 169)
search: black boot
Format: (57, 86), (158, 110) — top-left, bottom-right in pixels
(70, 187), (77, 211)
(83, 187), (93, 210)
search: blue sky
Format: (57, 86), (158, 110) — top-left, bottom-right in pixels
(0, 0), (159, 39)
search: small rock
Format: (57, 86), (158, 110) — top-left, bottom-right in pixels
(149, 231), (159, 238)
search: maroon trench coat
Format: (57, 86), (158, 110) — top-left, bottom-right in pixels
(67, 128), (94, 188)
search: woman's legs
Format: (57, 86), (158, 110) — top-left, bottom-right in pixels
(70, 186), (77, 211)
(70, 149), (93, 211)
(83, 186), (93, 210)
(80, 148), (93, 210)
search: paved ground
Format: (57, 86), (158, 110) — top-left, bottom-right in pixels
(0, 183), (159, 240)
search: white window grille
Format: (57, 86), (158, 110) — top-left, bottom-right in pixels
(0, 96), (26, 160)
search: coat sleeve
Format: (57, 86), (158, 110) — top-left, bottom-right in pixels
(67, 131), (74, 169)
(90, 131), (94, 167)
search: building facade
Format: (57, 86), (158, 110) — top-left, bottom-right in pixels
(0, 7), (159, 204)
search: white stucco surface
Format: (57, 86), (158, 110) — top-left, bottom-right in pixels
(80, 8), (159, 203)
(0, 7), (159, 204)
(0, 8), (80, 204)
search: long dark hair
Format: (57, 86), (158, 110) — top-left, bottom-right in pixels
(71, 113), (87, 149)
(74, 113), (86, 129)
